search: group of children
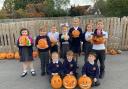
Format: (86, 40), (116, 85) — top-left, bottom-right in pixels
(17, 17), (108, 87)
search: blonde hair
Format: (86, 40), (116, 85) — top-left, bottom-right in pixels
(66, 50), (74, 56)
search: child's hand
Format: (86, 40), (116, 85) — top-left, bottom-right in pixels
(52, 73), (56, 75)
(94, 78), (97, 82)
(83, 74), (86, 77)
(55, 73), (58, 75)
(70, 71), (73, 75)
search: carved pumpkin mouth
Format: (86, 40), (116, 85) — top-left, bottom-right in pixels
(64, 81), (76, 88)
(80, 84), (90, 88)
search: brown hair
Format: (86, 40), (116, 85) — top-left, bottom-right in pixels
(85, 23), (93, 32)
(96, 19), (104, 24)
(51, 52), (59, 57)
(20, 28), (29, 35)
(39, 26), (47, 32)
(66, 50), (74, 56)
(88, 52), (97, 58)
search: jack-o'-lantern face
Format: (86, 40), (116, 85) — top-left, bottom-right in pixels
(109, 49), (117, 55)
(92, 36), (105, 44)
(0, 53), (6, 59)
(78, 76), (92, 89)
(63, 75), (77, 89)
(6, 52), (14, 59)
(51, 75), (62, 89)
(38, 39), (48, 48)
(72, 30), (80, 38)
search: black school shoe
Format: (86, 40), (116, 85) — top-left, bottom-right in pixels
(41, 72), (45, 76)
(99, 71), (105, 79)
(21, 72), (27, 77)
(31, 71), (36, 76)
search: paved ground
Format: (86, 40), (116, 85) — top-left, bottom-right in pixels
(0, 51), (128, 89)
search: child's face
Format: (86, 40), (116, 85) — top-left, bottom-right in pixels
(96, 22), (104, 30)
(88, 54), (96, 62)
(73, 19), (80, 27)
(51, 26), (57, 33)
(52, 54), (59, 62)
(87, 25), (92, 32)
(67, 55), (73, 61)
(21, 30), (28, 36)
(39, 30), (47, 36)
(62, 27), (68, 33)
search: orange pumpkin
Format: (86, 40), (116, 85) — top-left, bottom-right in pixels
(72, 30), (80, 38)
(109, 49), (117, 55)
(32, 51), (38, 58)
(51, 75), (63, 89)
(78, 76), (92, 89)
(63, 75), (77, 89)
(37, 39), (48, 48)
(6, 52), (14, 59)
(0, 53), (6, 59)
(14, 52), (20, 59)
(92, 35), (105, 44)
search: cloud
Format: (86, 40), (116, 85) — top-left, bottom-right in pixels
(0, 0), (5, 9)
(70, 0), (93, 6)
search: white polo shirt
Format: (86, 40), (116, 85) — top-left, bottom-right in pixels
(92, 31), (108, 50)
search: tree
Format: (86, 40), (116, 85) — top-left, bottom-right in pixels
(95, 0), (128, 17)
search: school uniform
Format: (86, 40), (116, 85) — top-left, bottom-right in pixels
(82, 31), (93, 62)
(59, 33), (70, 59)
(17, 36), (33, 62)
(35, 35), (51, 75)
(92, 29), (108, 78)
(47, 60), (63, 76)
(82, 61), (100, 86)
(63, 59), (77, 77)
(47, 32), (59, 53)
(68, 27), (82, 54)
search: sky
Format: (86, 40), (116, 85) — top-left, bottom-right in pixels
(0, 0), (94, 10)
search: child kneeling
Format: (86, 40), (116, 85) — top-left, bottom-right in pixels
(82, 52), (100, 87)
(47, 52), (63, 79)
(63, 50), (77, 77)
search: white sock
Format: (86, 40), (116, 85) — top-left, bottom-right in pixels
(30, 69), (35, 72)
(23, 70), (27, 73)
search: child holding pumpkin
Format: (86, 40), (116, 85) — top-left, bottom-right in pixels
(92, 20), (108, 79)
(82, 52), (100, 87)
(35, 27), (51, 76)
(82, 23), (93, 63)
(68, 17), (83, 66)
(47, 52), (63, 78)
(47, 25), (59, 53)
(63, 50), (77, 77)
(59, 23), (70, 59)
(17, 28), (36, 77)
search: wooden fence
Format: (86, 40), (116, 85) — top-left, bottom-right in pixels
(0, 16), (128, 52)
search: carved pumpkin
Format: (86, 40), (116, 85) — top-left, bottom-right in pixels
(19, 36), (31, 46)
(92, 35), (105, 44)
(6, 52), (14, 59)
(109, 49), (117, 55)
(78, 76), (92, 89)
(63, 75), (77, 89)
(14, 52), (20, 59)
(51, 75), (63, 89)
(32, 51), (38, 58)
(37, 39), (48, 48)
(0, 53), (6, 59)
(72, 30), (80, 38)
